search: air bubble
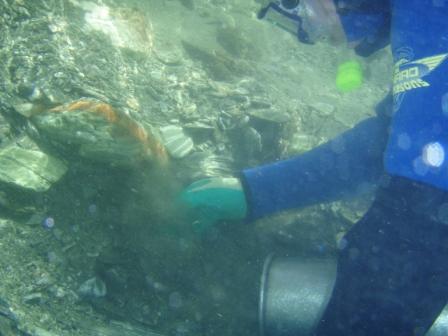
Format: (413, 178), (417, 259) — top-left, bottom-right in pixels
(42, 217), (55, 230)
(422, 142), (445, 167)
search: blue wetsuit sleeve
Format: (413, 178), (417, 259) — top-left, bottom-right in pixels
(241, 96), (391, 221)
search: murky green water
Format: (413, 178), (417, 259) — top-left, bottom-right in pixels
(0, 1), (390, 335)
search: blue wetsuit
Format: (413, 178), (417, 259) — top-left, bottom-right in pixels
(242, 0), (448, 221)
(245, 1), (448, 335)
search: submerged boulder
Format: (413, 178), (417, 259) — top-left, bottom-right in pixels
(30, 98), (169, 167)
(0, 141), (67, 193)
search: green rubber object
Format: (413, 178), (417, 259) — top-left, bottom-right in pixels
(336, 60), (363, 92)
(180, 178), (247, 233)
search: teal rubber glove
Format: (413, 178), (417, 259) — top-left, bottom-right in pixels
(180, 177), (248, 233)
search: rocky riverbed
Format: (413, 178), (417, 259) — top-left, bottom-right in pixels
(0, 0), (391, 335)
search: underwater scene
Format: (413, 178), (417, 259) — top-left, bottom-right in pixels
(1, 0), (426, 335)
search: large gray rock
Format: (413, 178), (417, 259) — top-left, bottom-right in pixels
(159, 125), (194, 159)
(30, 99), (169, 167)
(0, 143), (67, 192)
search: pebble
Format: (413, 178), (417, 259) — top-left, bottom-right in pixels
(78, 277), (107, 299)
(145, 275), (168, 293)
(310, 102), (336, 116)
(159, 125), (194, 158)
(0, 219), (10, 232)
(47, 251), (63, 265)
(35, 274), (53, 287)
(23, 292), (44, 305)
(49, 286), (66, 298)
(71, 224), (80, 233)
(51, 228), (63, 241)
(27, 213), (45, 226)
(28, 327), (59, 336)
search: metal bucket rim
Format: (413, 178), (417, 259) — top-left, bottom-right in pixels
(259, 254), (337, 336)
(259, 253), (276, 336)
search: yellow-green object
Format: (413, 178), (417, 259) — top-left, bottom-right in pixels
(336, 60), (363, 92)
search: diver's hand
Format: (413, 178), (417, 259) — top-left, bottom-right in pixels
(180, 177), (247, 233)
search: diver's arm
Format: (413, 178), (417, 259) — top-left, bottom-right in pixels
(241, 97), (391, 221)
(315, 2), (448, 334)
